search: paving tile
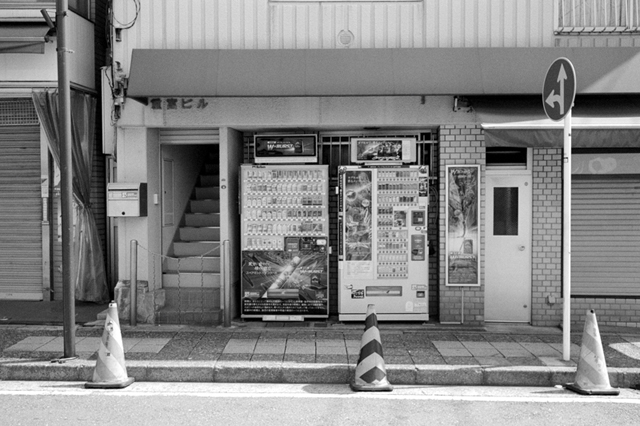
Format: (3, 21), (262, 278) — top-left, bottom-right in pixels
(284, 354), (315, 363)
(461, 341), (494, 349)
(497, 349), (534, 358)
(466, 348), (502, 357)
(476, 357), (511, 367)
(254, 344), (286, 355)
(34, 337), (65, 352)
(5, 336), (56, 351)
(316, 339), (345, 347)
(443, 356), (479, 365)
(519, 342), (562, 357)
(251, 354), (284, 362)
(315, 354), (348, 364)
(385, 355), (413, 364)
(437, 348), (473, 357)
(539, 357), (576, 367)
(218, 353), (252, 361)
(432, 341), (466, 349)
(316, 345), (346, 355)
(285, 344), (315, 355)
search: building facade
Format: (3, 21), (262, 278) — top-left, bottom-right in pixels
(0, 1), (108, 303)
(106, 0), (640, 327)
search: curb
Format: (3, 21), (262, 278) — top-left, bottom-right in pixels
(2, 359), (639, 388)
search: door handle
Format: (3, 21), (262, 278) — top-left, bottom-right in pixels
(518, 245), (526, 251)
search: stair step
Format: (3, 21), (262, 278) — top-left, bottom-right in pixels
(190, 199), (219, 213)
(164, 257), (220, 273)
(200, 175), (219, 186)
(173, 242), (220, 257)
(185, 213), (220, 227)
(179, 226), (220, 241)
(163, 287), (220, 309)
(162, 272), (221, 288)
(195, 186), (219, 199)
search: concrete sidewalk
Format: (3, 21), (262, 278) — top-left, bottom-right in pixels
(1, 321), (639, 388)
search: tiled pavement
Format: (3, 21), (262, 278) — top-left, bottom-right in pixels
(1, 322), (639, 386)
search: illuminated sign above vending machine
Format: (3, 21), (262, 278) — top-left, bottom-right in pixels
(254, 134), (318, 164)
(351, 138), (417, 164)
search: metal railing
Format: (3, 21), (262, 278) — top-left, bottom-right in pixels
(129, 239), (231, 327)
(557, 0), (640, 33)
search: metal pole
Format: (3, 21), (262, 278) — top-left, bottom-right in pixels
(562, 109), (572, 361)
(223, 240), (231, 327)
(130, 240), (138, 326)
(57, 0), (75, 358)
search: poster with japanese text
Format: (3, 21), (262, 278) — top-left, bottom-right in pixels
(446, 165), (480, 286)
(241, 250), (328, 316)
(343, 170), (372, 262)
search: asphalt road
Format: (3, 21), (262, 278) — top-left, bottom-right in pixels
(1, 382), (639, 426)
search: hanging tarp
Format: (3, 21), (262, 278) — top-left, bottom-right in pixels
(32, 89), (109, 303)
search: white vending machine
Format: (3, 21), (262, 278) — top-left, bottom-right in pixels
(240, 163), (330, 320)
(338, 138), (429, 321)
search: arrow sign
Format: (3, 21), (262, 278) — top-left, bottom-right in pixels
(543, 58), (576, 121)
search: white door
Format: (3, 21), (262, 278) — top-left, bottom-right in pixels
(485, 174), (532, 322)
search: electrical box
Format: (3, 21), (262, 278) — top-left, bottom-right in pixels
(107, 183), (147, 217)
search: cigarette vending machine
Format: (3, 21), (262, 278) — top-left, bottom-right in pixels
(338, 138), (429, 321)
(240, 164), (329, 320)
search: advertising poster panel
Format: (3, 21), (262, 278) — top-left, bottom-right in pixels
(446, 165), (480, 286)
(241, 246), (328, 316)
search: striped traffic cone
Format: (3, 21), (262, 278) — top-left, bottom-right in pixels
(350, 304), (393, 392)
(85, 302), (135, 389)
(565, 310), (619, 396)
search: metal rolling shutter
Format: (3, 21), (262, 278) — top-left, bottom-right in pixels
(0, 126), (43, 300)
(159, 129), (220, 145)
(572, 178), (640, 297)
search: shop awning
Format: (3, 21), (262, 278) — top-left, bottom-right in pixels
(472, 95), (640, 148)
(126, 47), (640, 103)
(0, 23), (53, 54)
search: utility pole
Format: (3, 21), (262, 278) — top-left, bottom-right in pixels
(57, 0), (76, 358)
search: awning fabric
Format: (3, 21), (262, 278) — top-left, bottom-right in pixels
(0, 23), (52, 54)
(126, 47), (640, 102)
(472, 95), (640, 148)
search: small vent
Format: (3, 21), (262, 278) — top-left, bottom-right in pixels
(0, 99), (39, 126)
(338, 30), (354, 47)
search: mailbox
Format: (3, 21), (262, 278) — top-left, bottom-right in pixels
(107, 183), (147, 217)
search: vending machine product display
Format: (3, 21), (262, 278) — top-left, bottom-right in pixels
(338, 164), (430, 321)
(240, 164), (329, 320)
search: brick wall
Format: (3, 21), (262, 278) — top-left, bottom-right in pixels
(531, 148), (563, 326)
(438, 125), (485, 325)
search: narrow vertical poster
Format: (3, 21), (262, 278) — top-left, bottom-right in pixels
(343, 170), (373, 278)
(446, 165), (480, 286)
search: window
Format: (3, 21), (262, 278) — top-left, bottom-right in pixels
(556, 0), (640, 33)
(493, 187), (519, 236)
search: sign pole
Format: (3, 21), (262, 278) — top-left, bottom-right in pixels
(562, 108), (572, 361)
(57, 0), (76, 358)
(543, 57), (575, 363)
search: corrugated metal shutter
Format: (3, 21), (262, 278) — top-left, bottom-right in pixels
(159, 129), (220, 145)
(572, 178), (640, 297)
(0, 126), (43, 300)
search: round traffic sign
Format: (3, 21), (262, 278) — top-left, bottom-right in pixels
(542, 58), (576, 121)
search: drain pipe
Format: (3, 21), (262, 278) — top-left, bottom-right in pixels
(222, 240), (231, 327)
(130, 240), (138, 326)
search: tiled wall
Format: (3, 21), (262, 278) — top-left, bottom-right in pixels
(438, 125), (485, 325)
(531, 148), (563, 327)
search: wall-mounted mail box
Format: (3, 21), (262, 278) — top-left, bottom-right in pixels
(107, 183), (147, 217)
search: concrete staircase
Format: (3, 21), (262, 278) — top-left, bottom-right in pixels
(157, 157), (223, 325)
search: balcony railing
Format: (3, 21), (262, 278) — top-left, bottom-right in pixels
(556, 0), (640, 33)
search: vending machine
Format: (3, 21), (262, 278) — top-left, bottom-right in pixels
(338, 138), (429, 321)
(240, 163), (330, 320)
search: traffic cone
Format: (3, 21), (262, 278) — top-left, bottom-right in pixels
(350, 304), (393, 392)
(85, 302), (135, 389)
(565, 310), (619, 395)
